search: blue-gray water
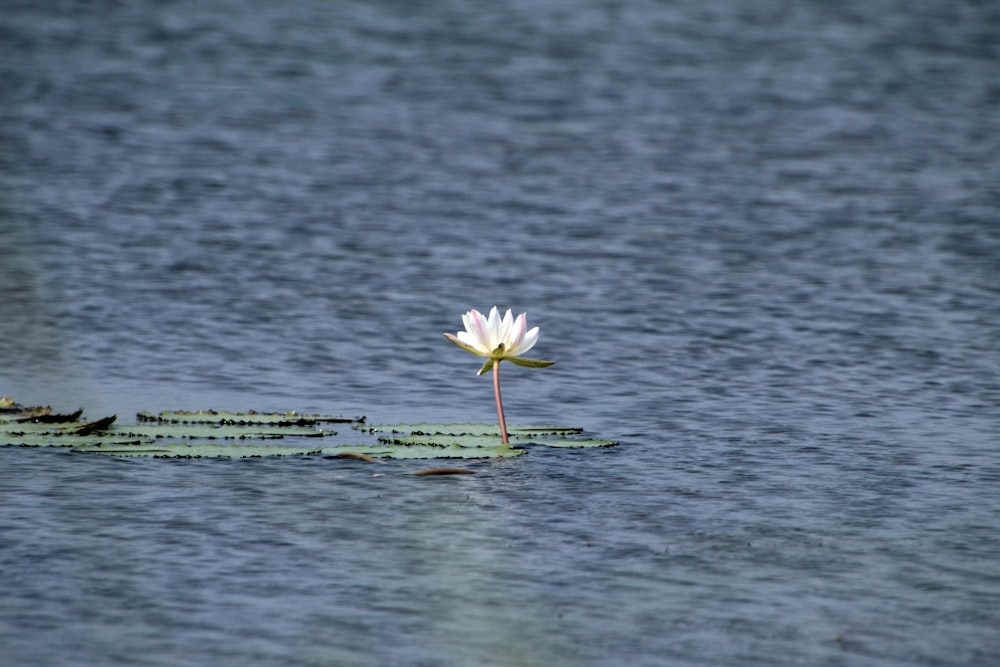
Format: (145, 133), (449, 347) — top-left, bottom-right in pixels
(2, 1), (999, 665)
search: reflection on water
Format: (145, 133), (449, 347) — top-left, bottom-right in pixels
(0, 225), (97, 406)
(0, 229), (56, 367)
(378, 476), (576, 667)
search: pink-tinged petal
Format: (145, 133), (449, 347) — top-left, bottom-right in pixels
(445, 307), (553, 373)
(465, 309), (491, 350)
(512, 325), (539, 356)
(505, 312), (527, 353)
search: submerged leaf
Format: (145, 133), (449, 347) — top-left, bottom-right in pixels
(331, 451), (383, 464)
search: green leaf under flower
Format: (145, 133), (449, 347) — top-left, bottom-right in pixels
(508, 357), (556, 369)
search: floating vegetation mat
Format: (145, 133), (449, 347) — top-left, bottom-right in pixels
(0, 399), (618, 463)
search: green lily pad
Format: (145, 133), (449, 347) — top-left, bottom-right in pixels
(2, 408), (84, 424)
(74, 442), (524, 460)
(75, 443), (330, 458)
(108, 423), (332, 439)
(2, 399), (614, 461)
(0, 399), (52, 419)
(378, 433), (505, 447)
(521, 437), (619, 448)
(138, 410), (362, 425)
(0, 418), (127, 448)
(1, 422), (56, 436)
(4, 434), (151, 448)
(0, 415), (117, 437)
(0, 420), (327, 441)
(360, 423), (584, 436)
(336, 444), (525, 460)
(378, 433), (618, 449)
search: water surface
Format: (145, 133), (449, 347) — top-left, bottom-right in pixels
(2, 1), (999, 665)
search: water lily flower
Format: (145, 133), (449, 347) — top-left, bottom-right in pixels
(444, 307), (554, 375)
(444, 307), (554, 444)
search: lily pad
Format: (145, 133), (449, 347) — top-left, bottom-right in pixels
(378, 433), (618, 449)
(7, 408), (84, 424)
(74, 442), (524, 460)
(4, 434), (150, 448)
(108, 423), (332, 440)
(521, 437), (619, 448)
(138, 410), (362, 426)
(377, 433), (506, 447)
(0, 415), (118, 437)
(1, 399), (615, 461)
(368, 423), (618, 450)
(360, 423), (584, 436)
(333, 444), (525, 460)
(75, 443), (330, 458)
(0, 417), (131, 448)
(1, 414), (329, 445)
(0, 399), (51, 418)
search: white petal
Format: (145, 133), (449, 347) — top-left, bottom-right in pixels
(486, 306), (503, 349)
(465, 309), (491, 350)
(445, 332), (488, 356)
(510, 325), (539, 356)
(505, 312), (527, 352)
(456, 330), (489, 355)
(499, 309), (514, 344)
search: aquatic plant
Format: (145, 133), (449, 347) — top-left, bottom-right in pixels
(443, 307), (554, 444)
(0, 401), (616, 464)
(1, 312), (608, 467)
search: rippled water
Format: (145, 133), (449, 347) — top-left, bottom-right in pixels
(2, 1), (999, 665)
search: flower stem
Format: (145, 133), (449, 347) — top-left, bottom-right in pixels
(492, 361), (509, 445)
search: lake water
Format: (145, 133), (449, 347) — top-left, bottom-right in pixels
(2, 1), (999, 665)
